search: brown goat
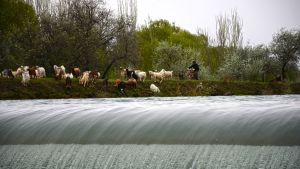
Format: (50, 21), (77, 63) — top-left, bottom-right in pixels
(125, 78), (137, 88)
(29, 67), (37, 79)
(72, 68), (81, 78)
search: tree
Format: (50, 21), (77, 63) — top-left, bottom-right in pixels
(169, 29), (208, 49)
(215, 14), (229, 48)
(243, 45), (269, 81)
(0, 0), (36, 33)
(196, 29), (222, 74)
(215, 9), (243, 49)
(270, 28), (300, 80)
(138, 19), (209, 72)
(137, 19), (179, 71)
(24, 0), (51, 16)
(0, 0), (38, 70)
(229, 10), (243, 49)
(153, 41), (183, 71)
(218, 50), (245, 80)
(153, 41), (202, 76)
(218, 45), (270, 81)
(101, 0), (138, 78)
(35, 0), (123, 74)
(214, 10), (243, 75)
(19, 0), (138, 77)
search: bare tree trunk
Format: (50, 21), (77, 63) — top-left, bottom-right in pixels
(216, 14), (229, 48)
(101, 59), (117, 79)
(101, 55), (127, 79)
(215, 10), (243, 49)
(230, 9), (243, 49)
(281, 65), (286, 81)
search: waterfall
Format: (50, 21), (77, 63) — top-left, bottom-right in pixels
(1, 95), (300, 168)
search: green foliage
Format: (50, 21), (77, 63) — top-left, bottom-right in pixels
(169, 30), (208, 49)
(137, 19), (177, 70)
(0, 0), (38, 70)
(138, 38), (156, 71)
(0, 0), (37, 34)
(1, 1), (299, 82)
(218, 45), (270, 81)
(37, 0), (114, 72)
(1, 0), (138, 77)
(0, 78), (296, 99)
(200, 47), (223, 74)
(137, 19), (210, 78)
(270, 28), (300, 80)
(153, 41), (206, 78)
(243, 45), (269, 81)
(148, 19), (179, 41)
(153, 41), (183, 71)
(199, 66), (218, 80)
(218, 51), (245, 80)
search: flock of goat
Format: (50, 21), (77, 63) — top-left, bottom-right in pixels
(1, 65), (102, 87)
(115, 68), (174, 93)
(1, 65), (196, 93)
(1, 66), (46, 86)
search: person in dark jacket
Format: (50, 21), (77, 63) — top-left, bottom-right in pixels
(188, 61), (200, 80)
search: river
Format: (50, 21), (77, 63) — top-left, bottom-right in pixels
(0, 95), (299, 168)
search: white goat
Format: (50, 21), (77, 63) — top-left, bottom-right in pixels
(150, 84), (160, 93)
(21, 71), (30, 86)
(23, 66), (29, 71)
(149, 70), (164, 83)
(36, 66), (46, 78)
(15, 67), (23, 77)
(64, 73), (74, 79)
(12, 71), (17, 77)
(53, 65), (66, 77)
(119, 67), (126, 79)
(79, 71), (89, 87)
(137, 71), (147, 82)
(160, 69), (173, 80)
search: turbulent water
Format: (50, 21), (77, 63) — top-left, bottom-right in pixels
(0, 95), (300, 168)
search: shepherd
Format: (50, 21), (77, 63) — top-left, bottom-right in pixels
(188, 61), (200, 80)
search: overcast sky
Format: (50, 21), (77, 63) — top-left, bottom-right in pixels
(107, 0), (300, 45)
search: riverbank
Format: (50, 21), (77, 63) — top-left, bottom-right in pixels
(0, 78), (299, 100)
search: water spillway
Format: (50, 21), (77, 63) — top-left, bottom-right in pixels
(0, 96), (300, 168)
(1, 96), (300, 145)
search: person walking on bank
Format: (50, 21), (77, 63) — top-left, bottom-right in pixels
(188, 61), (200, 80)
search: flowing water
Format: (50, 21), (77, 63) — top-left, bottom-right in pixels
(0, 95), (300, 168)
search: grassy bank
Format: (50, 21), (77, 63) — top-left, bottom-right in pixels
(0, 78), (299, 100)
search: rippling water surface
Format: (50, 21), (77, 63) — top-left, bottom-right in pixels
(0, 95), (300, 168)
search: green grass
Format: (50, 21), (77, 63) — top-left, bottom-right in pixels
(0, 77), (298, 100)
